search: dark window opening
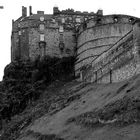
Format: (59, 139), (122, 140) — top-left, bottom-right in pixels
(83, 22), (87, 30)
(96, 18), (102, 24)
(59, 42), (65, 52)
(65, 48), (71, 54)
(129, 18), (134, 23)
(114, 17), (118, 22)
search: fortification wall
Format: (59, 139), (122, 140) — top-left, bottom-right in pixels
(75, 15), (138, 76)
(81, 21), (140, 83)
(28, 28), (75, 61)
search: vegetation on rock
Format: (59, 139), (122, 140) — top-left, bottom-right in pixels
(0, 56), (75, 125)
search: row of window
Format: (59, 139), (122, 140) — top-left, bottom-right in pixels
(39, 23), (64, 32)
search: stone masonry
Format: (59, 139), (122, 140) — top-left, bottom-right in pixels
(11, 6), (103, 61)
(11, 6), (140, 83)
(80, 20), (140, 83)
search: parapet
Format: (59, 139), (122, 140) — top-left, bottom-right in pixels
(53, 6), (103, 16)
(78, 14), (138, 35)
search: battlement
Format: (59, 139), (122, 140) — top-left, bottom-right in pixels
(53, 6), (103, 16)
(78, 15), (137, 35)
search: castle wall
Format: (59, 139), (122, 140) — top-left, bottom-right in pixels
(11, 17), (76, 61)
(28, 28), (40, 60)
(11, 32), (19, 61)
(75, 15), (138, 75)
(11, 7), (140, 83)
(20, 29), (29, 60)
(82, 21), (140, 83)
(28, 28), (76, 61)
(11, 7), (104, 62)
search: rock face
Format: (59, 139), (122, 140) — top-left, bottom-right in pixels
(1, 72), (140, 140)
(0, 56), (75, 132)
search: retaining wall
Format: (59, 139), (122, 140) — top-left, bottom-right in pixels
(81, 21), (140, 83)
(75, 15), (138, 76)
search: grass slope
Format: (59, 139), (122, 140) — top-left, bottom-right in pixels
(2, 74), (140, 140)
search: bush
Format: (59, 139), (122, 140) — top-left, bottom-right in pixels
(0, 56), (76, 122)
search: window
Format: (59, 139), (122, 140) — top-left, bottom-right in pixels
(59, 26), (64, 32)
(85, 18), (87, 21)
(83, 22), (87, 29)
(18, 31), (21, 35)
(65, 48), (71, 54)
(40, 16), (45, 21)
(61, 18), (65, 23)
(97, 18), (101, 24)
(40, 34), (45, 41)
(76, 18), (81, 23)
(114, 17), (118, 22)
(129, 18), (134, 23)
(39, 24), (45, 31)
(18, 23), (20, 28)
(59, 42), (65, 52)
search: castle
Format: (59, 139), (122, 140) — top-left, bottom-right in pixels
(11, 6), (140, 83)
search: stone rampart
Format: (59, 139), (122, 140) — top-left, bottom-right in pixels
(75, 15), (138, 76)
(81, 21), (140, 83)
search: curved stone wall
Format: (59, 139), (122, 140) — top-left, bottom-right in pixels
(75, 15), (138, 75)
(81, 21), (140, 83)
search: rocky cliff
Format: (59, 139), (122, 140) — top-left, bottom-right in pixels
(1, 56), (140, 140)
(0, 56), (75, 136)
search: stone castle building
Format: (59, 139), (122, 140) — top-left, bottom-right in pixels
(11, 6), (140, 83)
(11, 6), (102, 61)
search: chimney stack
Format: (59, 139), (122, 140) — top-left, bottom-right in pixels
(53, 6), (60, 15)
(12, 19), (14, 29)
(22, 6), (27, 17)
(29, 6), (32, 16)
(97, 9), (103, 15)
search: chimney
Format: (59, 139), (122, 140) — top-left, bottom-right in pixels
(29, 6), (32, 15)
(53, 6), (60, 15)
(97, 9), (103, 15)
(22, 6), (27, 17)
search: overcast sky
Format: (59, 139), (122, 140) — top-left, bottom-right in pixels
(0, 0), (139, 80)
